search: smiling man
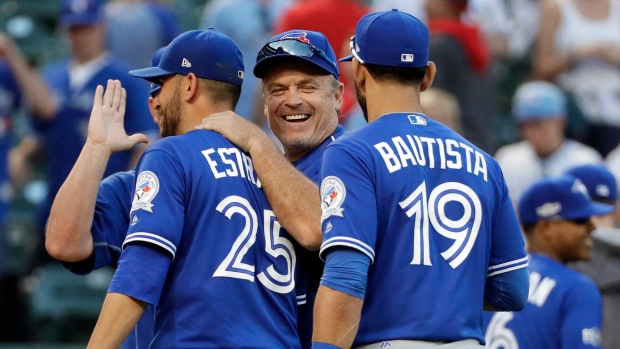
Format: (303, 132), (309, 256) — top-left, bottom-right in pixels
(484, 175), (613, 349)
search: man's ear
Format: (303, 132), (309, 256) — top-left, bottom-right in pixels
(420, 62), (436, 92)
(183, 73), (199, 102)
(352, 59), (366, 93)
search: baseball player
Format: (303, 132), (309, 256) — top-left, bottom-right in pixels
(566, 164), (620, 348)
(313, 10), (529, 348)
(45, 46), (165, 349)
(196, 29), (346, 349)
(484, 175), (611, 349)
(19, 0), (157, 269)
(87, 30), (302, 348)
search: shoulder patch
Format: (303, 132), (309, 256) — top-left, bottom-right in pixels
(131, 171), (159, 213)
(321, 176), (346, 222)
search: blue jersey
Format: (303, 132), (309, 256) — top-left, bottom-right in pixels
(33, 56), (156, 227)
(484, 253), (602, 349)
(109, 130), (301, 348)
(59, 169), (154, 349)
(293, 125), (345, 349)
(319, 113), (528, 346)
(0, 60), (21, 224)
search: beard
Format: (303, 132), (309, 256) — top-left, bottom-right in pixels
(355, 83), (368, 122)
(159, 83), (182, 138)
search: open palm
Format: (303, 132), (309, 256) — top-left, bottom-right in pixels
(88, 79), (148, 153)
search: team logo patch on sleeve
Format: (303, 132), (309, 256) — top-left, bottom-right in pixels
(131, 171), (159, 213)
(321, 176), (346, 222)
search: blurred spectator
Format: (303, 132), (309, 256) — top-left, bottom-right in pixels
(534, 0), (620, 156)
(502, 0), (541, 61)
(14, 0), (157, 271)
(372, 0), (426, 21)
(465, 0), (511, 58)
(105, 0), (181, 69)
(420, 87), (463, 134)
(425, 0), (497, 153)
(494, 81), (601, 204)
(200, 0), (293, 123)
(273, 0), (369, 125)
(567, 164), (620, 349)
(0, 31), (56, 342)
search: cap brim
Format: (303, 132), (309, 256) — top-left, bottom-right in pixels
(339, 54), (354, 62)
(253, 55), (335, 78)
(565, 201), (615, 220)
(129, 67), (174, 83)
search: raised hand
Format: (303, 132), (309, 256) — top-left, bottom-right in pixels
(87, 79), (148, 153)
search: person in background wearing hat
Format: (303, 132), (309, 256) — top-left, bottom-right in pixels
(87, 29), (312, 348)
(45, 47), (165, 349)
(484, 175), (611, 349)
(12, 0), (157, 271)
(312, 10), (528, 349)
(494, 80), (601, 206)
(196, 29), (346, 349)
(566, 164), (620, 348)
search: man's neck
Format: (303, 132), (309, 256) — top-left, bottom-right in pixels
(366, 83), (422, 123)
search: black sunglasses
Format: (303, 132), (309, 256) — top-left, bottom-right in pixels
(257, 39), (338, 72)
(551, 218), (591, 225)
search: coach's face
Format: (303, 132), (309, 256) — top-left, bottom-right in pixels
(262, 61), (343, 161)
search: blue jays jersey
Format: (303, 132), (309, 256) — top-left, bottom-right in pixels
(293, 125), (345, 349)
(58, 169), (154, 349)
(110, 130), (300, 348)
(33, 56), (156, 227)
(319, 113), (528, 346)
(484, 253), (602, 349)
(0, 60), (20, 224)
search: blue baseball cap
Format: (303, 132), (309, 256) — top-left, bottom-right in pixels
(513, 81), (566, 122)
(518, 175), (615, 225)
(565, 164), (618, 203)
(340, 9), (429, 68)
(148, 47), (166, 97)
(60, 0), (103, 27)
(254, 30), (339, 79)
(130, 29), (244, 86)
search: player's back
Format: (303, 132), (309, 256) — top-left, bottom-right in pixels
(484, 253), (602, 349)
(320, 113), (526, 345)
(127, 130), (300, 348)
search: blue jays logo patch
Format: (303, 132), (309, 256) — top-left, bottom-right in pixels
(280, 31), (310, 44)
(131, 171), (159, 213)
(321, 176), (346, 222)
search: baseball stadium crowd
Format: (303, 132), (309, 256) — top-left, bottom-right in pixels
(0, 0), (619, 348)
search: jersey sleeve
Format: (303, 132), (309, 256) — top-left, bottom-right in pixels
(560, 278), (602, 348)
(123, 149), (185, 259)
(60, 170), (135, 274)
(319, 144), (377, 263)
(487, 168), (528, 277)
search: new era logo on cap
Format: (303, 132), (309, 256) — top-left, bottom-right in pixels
(181, 58), (191, 68)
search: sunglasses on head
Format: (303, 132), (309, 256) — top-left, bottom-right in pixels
(257, 39), (338, 72)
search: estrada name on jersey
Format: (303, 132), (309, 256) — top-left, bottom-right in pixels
(319, 113), (527, 346)
(109, 130), (301, 348)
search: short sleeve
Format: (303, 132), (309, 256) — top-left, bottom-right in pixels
(123, 149), (185, 259)
(487, 174), (528, 277)
(319, 144), (377, 263)
(60, 170), (135, 274)
(560, 279), (602, 348)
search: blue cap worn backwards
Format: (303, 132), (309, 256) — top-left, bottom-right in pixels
(60, 0), (103, 27)
(566, 164), (618, 203)
(254, 30), (339, 79)
(340, 9), (429, 68)
(130, 29), (244, 86)
(512, 81), (566, 123)
(518, 175), (615, 225)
